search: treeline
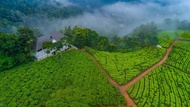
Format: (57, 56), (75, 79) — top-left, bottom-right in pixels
(110, 22), (159, 51)
(0, 23), (159, 71)
(0, 0), (83, 33)
(61, 23), (159, 52)
(0, 27), (36, 71)
(163, 18), (190, 30)
(61, 26), (117, 52)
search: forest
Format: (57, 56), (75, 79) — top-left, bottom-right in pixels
(0, 27), (37, 71)
(0, 0), (82, 33)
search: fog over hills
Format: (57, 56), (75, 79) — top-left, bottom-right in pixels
(1, 0), (190, 36)
(26, 0), (190, 36)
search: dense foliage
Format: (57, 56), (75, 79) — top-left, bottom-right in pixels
(109, 22), (159, 52)
(0, 50), (126, 106)
(0, 27), (36, 71)
(62, 24), (159, 52)
(0, 0), (82, 33)
(61, 27), (117, 51)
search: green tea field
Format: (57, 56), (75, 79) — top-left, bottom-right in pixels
(86, 34), (190, 107)
(0, 50), (125, 107)
(0, 31), (190, 107)
(87, 47), (166, 85)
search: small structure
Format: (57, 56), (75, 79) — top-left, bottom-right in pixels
(35, 32), (77, 60)
(156, 45), (162, 48)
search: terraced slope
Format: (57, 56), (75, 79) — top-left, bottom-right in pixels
(0, 50), (125, 107)
(87, 47), (166, 85)
(127, 65), (190, 107)
(86, 38), (190, 107)
(127, 41), (190, 107)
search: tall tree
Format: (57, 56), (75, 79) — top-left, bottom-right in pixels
(86, 30), (100, 48)
(0, 32), (18, 71)
(42, 41), (54, 49)
(97, 36), (109, 51)
(0, 32), (18, 55)
(17, 27), (37, 61)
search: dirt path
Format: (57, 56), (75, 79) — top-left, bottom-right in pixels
(120, 39), (180, 90)
(82, 39), (181, 107)
(82, 49), (137, 107)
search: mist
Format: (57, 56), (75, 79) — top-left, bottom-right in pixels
(49, 0), (74, 6)
(23, 0), (190, 36)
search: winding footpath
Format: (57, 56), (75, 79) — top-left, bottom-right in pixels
(82, 39), (185, 107)
(82, 49), (137, 107)
(120, 39), (180, 90)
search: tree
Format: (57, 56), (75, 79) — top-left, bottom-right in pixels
(97, 36), (109, 51)
(73, 34), (86, 48)
(132, 22), (158, 41)
(42, 41), (54, 49)
(54, 41), (63, 50)
(17, 27), (37, 61)
(0, 32), (18, 71)
(110, 35), (121, 45)
(0, 31), (32, 71)
(130, 22), (158, 47)
(86, 30), (100, 48)
(72, 28), (89, 48)
(17, 27), (37, 51)
(63, 26), (73, 39)
(0, 32), (18, 55)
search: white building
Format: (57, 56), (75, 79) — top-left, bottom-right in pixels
(35, 32), (77, 60)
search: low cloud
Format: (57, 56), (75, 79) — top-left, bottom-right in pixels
(49, 0), (74, 6)
(24, 0), (190, 36)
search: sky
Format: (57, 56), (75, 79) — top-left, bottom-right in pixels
(26, 0), (190, 36)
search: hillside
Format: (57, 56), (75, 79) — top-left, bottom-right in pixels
(128, 41), (190, 107)
(86, 32), (190, 107)
(0, 0), (190, 106)
(0, 50), (125, 107)
(0, 30), (190, 107)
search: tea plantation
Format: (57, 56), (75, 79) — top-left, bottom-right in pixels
(87, 47), (166, 85)
(127, 66), (190, 107)
(127, 41), (190, 107)
(0, 50), (126, 107)
(86, 33), (176, 85)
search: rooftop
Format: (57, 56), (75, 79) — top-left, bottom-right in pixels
(35, 32), (64, 51)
